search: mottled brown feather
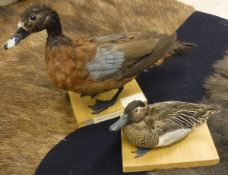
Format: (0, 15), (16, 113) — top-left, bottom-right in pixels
(120, 101), (220, 148)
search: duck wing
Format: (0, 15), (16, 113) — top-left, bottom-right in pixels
(86, 31), (176, 81)
(145, 101), (220, 133)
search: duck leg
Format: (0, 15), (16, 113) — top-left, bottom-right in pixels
(80, 93), (97, 98)
(132, 148), (151, 158)
(89, 87), (124, 114)
(80, 94), (86, 97)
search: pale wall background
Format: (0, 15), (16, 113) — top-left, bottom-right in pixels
(179, 0), (228, 19)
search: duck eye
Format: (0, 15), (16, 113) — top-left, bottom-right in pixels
(30, 14), (36, 21)
(134, 108), (139, 113)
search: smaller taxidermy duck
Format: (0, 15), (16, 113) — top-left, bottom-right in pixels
(3, 5), (196, 114)
(109, 100), (220, 158)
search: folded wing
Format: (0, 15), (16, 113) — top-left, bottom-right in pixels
(86, 31), (176, 81)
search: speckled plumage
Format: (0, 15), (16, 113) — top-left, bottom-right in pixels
(123, 122), (159, 148)
(110, 101), (221, 150)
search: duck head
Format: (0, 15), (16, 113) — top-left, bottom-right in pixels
(3, 4), (62, 49)
(109, 100), (148, 131)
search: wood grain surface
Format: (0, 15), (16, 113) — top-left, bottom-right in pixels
(69, 80), (147, 127)
(122, 124), (219, 172)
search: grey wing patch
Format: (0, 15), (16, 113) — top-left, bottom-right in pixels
(86, 46), (125, 81)
(156, 128), (191, 147)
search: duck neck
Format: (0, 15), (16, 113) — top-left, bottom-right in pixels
(47, 24), (62, 38)
(46, 13), (72, 46)
(46, 12), (63, 38)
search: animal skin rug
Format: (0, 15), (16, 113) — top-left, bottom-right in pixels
(147, 53), (228, 175)
(0, 0), (194, 175)
(0, 0), (18, 6)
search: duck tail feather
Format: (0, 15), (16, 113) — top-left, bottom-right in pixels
(169, 105), (221, 128)
(169, 40), (196, 56)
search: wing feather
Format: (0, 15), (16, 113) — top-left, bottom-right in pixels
(86, 31), (176, 81)
(146, 101), (219, 134)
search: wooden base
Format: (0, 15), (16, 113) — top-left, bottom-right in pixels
(69, 80), (219, 172)
(68, 80), (147, 128)
(122, 124), (219, 172)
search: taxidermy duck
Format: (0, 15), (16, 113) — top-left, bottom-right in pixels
(3, 5), (196, 114)
(109, 100), (220, 158)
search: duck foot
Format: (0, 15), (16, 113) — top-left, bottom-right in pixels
(132, 148), (150, 158)
(88, 87), (124, 114)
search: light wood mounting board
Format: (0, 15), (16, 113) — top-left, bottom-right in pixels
(122, 123), (219, 172)
(69, 79), (147, 128)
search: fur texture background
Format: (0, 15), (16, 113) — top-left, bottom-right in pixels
(0, 0), (195, 175)
(148, 53), (228, 175)
(148, 52), (228, 175)
(0, 0), (18, 6)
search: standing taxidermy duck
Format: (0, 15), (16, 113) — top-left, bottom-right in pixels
(3, 5), (196, 114)
(109, 100), (220, 158)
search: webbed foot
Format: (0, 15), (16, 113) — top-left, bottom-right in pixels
(89, 99), (115, 114)
(131, 148), (150, 158)
(88, 87), (123, 114)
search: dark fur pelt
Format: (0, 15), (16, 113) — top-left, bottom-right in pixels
(202, 51), (228, 174)
(204, 51), (228, 107)
(147, 53), (228, 175)
(0, 0), (194, 174)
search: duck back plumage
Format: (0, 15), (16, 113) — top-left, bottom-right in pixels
(147, 101), (219, 133)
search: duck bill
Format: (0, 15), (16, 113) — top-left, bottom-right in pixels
(3, 27), (30, 50)
(109, 114), (129, 131)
